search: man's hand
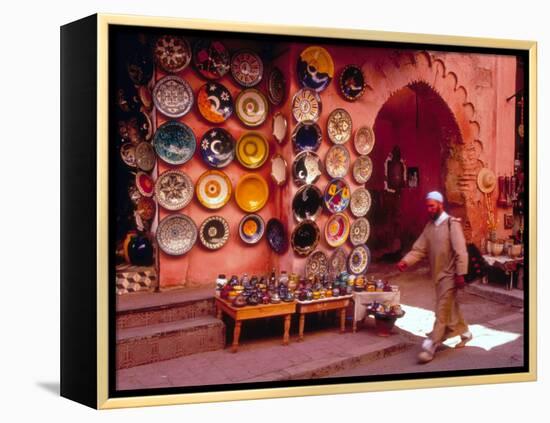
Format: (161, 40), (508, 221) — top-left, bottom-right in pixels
(455, 275), (466, 289)
(397, 261), (408, 272)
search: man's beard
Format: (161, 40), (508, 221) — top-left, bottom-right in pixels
(430, 210), (442, 221)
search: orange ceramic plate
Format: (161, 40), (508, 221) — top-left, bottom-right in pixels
(235, 173), (269, 212)
(324, 212), (350, 247)
(236, 132), (269, 169)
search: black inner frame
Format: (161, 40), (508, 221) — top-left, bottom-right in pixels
(108, 23), (531, 399)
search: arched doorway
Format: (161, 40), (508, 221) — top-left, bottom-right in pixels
(368, 81), (463, 259)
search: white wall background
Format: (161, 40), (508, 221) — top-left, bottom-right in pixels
(0, 0), (546, 421)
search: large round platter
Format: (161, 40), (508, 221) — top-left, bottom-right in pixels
(291, 220), (320, 257)
(135, 141), (156, 172)
(156, 214), (197, 256)
(197, 82), (234, 123)
(199, 216), (230, 250)
(350, 217), (370, 246)
(329, 247), (347, 276)
(155, 170), (194, 211)
(325, 145), (350, 178)
(154, 35), (192, 73)
(272, 112), (287, 144)
(296, 46), (334, 92)
(239, 214), (265, 245)
(152, 75), (194, 118)
(292, 121), (322, 152)
(325, 213), (350, 248)
(231, 49), (263, 87)
(266, 218), (288, 254)
(235, 173), (269, 212)
(327, 108), (353, 144)
(353, 155), (373, 184)
(354, 126), (375, 156)
(199, 128), (235, 168)
(292, 184), (323, 222)
(292, 151), (323, 186)
(196, 170), (232, 210)
(348, 244), (371, 275)
(235, 88), (269, 127)
(236, 132), (269, 169)
(268, 67), (286, 106)
(192, 40), (230, 80)
(324, 178), (351, 213)
(136, 196), (156, 221)
(120, 143), (137, 168)
(291, 88), (321, 123)
(135, 171), (154, 197)
(339, 65), (366, 101)
(350, 187), (372, 217)
(153, 121), (196, 165)
(305, 250), (329, 279)
(270, 154), (288, 186)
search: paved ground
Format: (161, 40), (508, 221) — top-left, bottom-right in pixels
(116, 262), (524, 390)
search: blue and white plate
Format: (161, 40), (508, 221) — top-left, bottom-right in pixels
(348, 244), (371, 275)
(153, 121), (196, 165)
(292, 121), (322, 152)
(199, 128), (235, 168)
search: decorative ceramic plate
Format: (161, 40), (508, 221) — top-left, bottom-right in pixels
(138, 85), (153, 111)
(196, 170), (232, 209)
(325, 145), (350, 178)
(231, 49), (263, 87)
(156, 214), (197, 256)
(329, 247), (347, 276)
(272, 112), (287, 144)
(270, 154), (288, 186)
(192, 39), (230, 80)
(266, 218), (288, 254)
(339, 65), (366, 101)
(135, 171), (154, 197)
(354, 126), (375, 156)
(348, 244), (371, 275)
(235, 173), (269, 212)
(353, 155), (373, 184)
(126, 42), (154, 86)
(292, 121), (322, 152)
(153, 121), (196, 165)
(239, 214), (265, 244)
(120, 143), (137, 168)
(199, 216), (230, 250)
(236, 132), (269, 169)
(118, 112), (152, 144)
(197, 82), (234, 123)
(291, 220), (320, 256)
(350, 187), (372, 217)
(291, 88), (321, 122)
(325, 213), (350, 247)
(128, 185), (142, 205)
(135, 141), (156, 172)
(154, 35), (191, 73)
(199, 128), (235, 168)
(292, 184), (323, 222)
(155, 170), (194, 211)
(268, 67), (285, 105)
(235, 89), (269, 127)
(297, 46), (334, 92)
(327, 108), (353, 144)
(152, 75), (194, 118)
(136, 197), (156, 221)
(350, 217), (370, 246)
(293, 151), (323, 186)
(305, 250), (329, 279)
(324, 178), (351, 213)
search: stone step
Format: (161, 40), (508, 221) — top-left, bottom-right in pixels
(466, 281), (524, 308)
(116, 316), (225, 370)
(116, 287), (215, 330)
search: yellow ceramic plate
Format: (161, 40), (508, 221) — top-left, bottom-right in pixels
(195, 169), (232, 209)
(236, 132), (269, 169)
(235, 173), (269, 212)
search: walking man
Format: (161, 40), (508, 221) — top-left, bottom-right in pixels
(397, 191), (473, 363)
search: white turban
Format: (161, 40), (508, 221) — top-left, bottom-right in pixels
(426, 191), (444, 203)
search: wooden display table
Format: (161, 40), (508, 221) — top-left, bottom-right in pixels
(352, 290), (401, 332)
(215, 297), (296, 352)
(296, 296), (352, 341)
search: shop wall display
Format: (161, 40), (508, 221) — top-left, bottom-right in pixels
(60, 14), (537, 409)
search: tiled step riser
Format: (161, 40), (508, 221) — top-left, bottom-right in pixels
(116, 298), (215, 330)
(116, 322), (225, 370)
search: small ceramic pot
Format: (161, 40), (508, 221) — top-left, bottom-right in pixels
(492, 241), (504, 256)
